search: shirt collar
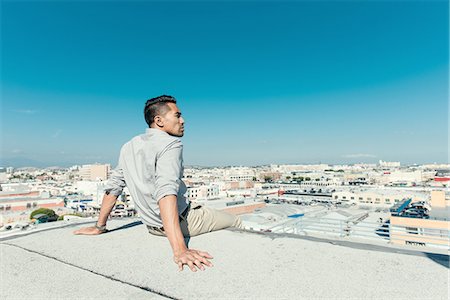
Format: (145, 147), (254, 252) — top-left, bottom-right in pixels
(145, 128), (169, 136)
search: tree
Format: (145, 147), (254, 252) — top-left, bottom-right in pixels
(30, 208), (57, 220)
(264, 176), (273, 182)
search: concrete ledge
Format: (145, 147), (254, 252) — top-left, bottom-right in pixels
(1, 219), (449, 299)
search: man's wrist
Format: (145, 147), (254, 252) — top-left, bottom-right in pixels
(173, 246), (188, 256)
(95, 223), (107, 232)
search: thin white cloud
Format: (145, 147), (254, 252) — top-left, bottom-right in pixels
(12, 109), (38, 115)
(343, 153), (377, 158)
(11, 149), (23, 154)
(52, 129), (62, 138)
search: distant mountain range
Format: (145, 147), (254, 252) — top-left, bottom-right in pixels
(0, 156), (112, 169)
(0, 157), (48, 168)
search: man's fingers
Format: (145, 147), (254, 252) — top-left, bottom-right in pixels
(175, 249), (214, 272)
(200, 257), (213, 267)
(73, 227), (101, 235)
(193, 253), (213, 268)
(195, 250), (213, 259)
(73, 229), (88, 235)
(193, 259), (205, 271)
(186, 261), (197, 272)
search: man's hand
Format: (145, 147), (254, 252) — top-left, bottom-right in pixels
(73, 226), (105, 235)
(158, 195), (214, 272)
(174, 249), (213, 272)
(73, 193), (117, 236)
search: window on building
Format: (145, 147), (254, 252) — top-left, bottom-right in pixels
(5, 205), (11, 211)
(394, 199), (399, 203)
(358, 197), (363, 200)
(342, 196), (346, 200)
(0, 205), (3, 210)
(406, 227), (418, 235)
(367, 198), (372, 201)
(33, 202), (37, 207)
(26, 203), (31, 208)
(351, 197), (354, 200)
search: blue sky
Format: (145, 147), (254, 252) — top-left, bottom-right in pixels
(1, 0), (448, 167)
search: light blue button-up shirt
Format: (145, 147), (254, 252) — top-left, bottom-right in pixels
(104, 128), (189, 227)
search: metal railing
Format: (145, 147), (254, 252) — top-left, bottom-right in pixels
(268, 217), (449, 250)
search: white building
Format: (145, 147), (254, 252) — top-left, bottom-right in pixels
(187, 184), (220, 201)
(379, 160), (401, 168)
(387, 170), (423, 185)
(271, 164), (329, 173)
(75, 181), (109, 205)
(332, 188), (429, 207)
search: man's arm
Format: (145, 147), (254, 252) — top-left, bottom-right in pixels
(159, 195), (213, 272)
(155, 140), (213, 272)
(73, 193), (118, 235)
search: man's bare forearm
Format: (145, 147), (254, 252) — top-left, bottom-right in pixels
(159, 195), (187, 255)
(97, 193), (119, 226)
(158, 195), (213, 272)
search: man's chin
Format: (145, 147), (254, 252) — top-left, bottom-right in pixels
(172, 131), (184, 137)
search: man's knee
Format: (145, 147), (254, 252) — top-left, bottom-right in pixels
(232, 215), (244, 229)
(210, 209), (244, 230)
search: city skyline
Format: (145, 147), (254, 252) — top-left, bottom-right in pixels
(1, 1), (448, 167)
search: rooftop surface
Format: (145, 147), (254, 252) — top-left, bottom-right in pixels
(1, 218), (449, 299)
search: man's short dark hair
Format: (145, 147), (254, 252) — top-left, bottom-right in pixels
(144, 95), (177, 127)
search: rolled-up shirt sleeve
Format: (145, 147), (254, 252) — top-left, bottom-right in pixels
(154, 139), (183, 203)
(104, 165), (126, 196)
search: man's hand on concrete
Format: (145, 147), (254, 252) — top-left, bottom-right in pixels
(174, 249), (213, 272)
(73, 226), (105, 235)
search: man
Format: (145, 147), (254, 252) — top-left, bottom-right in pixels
(74, 95), (242, 272)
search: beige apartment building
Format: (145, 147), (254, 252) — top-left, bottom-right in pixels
(79, 164), (111, 181)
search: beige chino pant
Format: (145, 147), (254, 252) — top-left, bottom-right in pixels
(147, 203), (243, 237)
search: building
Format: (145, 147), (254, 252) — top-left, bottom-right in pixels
(332, 188), (428, 207)
(378, 160), (401, 168)
(0, 190), (63, 213)
(187, 184), (220, 201)
(431, 169), (450, 187)
(389, 190), (449, 249)
(224, 167), (255, 182)
(271, 164), (330, 172)
(75, 180), (109, 205)
(79, 164), (111, 181)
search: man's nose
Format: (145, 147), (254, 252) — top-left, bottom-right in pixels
(180, 116), (185, 124)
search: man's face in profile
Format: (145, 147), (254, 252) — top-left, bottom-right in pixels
(159, 103), (185, 137)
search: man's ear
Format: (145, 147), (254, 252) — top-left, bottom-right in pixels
(154, 116), (164, 128)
